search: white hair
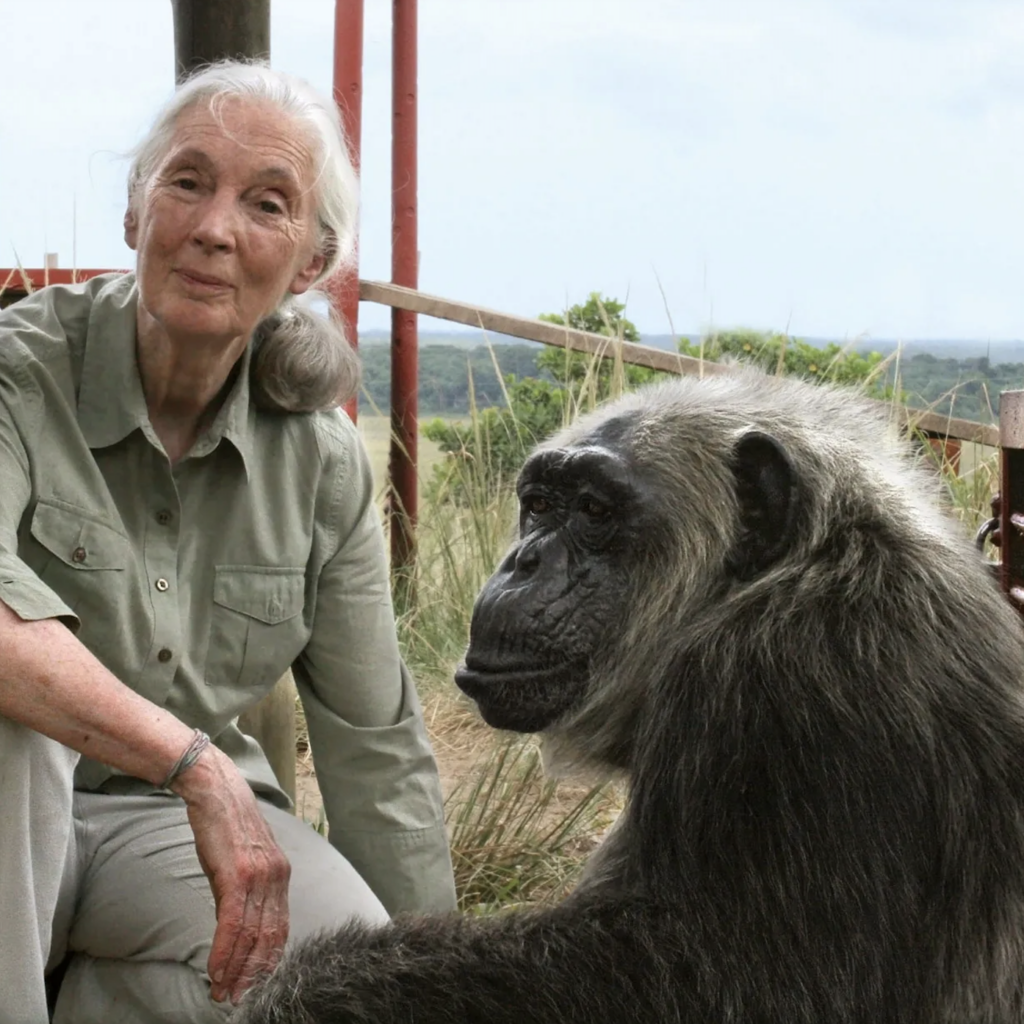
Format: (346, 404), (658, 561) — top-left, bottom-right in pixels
(127, 59), (362, 411)
(128, 58), (358, 280)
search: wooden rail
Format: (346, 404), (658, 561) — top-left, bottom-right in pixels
(358, 280), (1000, 449)
(359, 280), (733, 379)
(897, 408), (997, 448)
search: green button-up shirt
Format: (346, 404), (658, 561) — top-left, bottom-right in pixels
(0, 272), (455, 915)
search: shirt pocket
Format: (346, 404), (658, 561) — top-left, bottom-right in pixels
(208, 565), (308, 689)
(28, 500), (130, 625)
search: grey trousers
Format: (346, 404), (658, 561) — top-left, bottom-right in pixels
(0, 715), (389, 1024)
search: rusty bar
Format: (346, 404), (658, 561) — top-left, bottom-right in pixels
(389, 0), (419, 583)
(0, 267), (122, 296)
(331, 0), (364, 422)
(999, 391), (1024, 606)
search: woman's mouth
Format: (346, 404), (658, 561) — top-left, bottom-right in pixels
(176, 269), (233, 291)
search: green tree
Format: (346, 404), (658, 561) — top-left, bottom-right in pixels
(422, 374), (568, 500)
(537, 292), (657, 409)
(425, 293), (647, 502)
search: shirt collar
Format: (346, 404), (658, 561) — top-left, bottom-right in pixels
(77, 272), (256, 479)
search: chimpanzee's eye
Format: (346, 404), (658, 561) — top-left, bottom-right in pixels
(522, 494), (553, 517)
(579, 495), (610, 520)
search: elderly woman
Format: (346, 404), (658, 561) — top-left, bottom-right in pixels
(0, 61), (455, 1023)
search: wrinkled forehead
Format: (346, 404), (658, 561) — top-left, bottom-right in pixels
(159, 96), (318, 190)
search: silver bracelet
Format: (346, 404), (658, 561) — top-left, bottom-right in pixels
(161, 729), (211, 789)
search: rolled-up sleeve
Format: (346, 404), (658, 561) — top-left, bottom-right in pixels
(292, 426), (456, 916)
(0, 381), (78, 628)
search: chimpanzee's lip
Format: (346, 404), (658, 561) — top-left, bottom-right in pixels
(454, 660), (577, 733)
(454, 659), (577, 698)
(457, 658), (565, 681)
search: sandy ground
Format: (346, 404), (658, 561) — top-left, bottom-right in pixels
(292, 685), (619, 839)
(292, 688), (502, 827)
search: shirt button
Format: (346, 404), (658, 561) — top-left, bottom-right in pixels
(71, 547), (87, 564)
(157, 648), (173, 663)
(155, 578), (170, 592)
(155, 509), (173, 526)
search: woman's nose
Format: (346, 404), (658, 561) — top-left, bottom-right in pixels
(190, 191), (239, 251)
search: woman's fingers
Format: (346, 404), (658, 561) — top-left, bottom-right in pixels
(229, 840), (291, 1004)
(175, 745), (292, 1005)
(206, 883), (247, 1000)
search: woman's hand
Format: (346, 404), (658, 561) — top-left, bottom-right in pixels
(0, 603), (292, 1003)
(171, 744), (292, 1005)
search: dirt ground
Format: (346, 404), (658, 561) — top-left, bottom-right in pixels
(292, 685), (618, 836)
(293, 688), (505, 826)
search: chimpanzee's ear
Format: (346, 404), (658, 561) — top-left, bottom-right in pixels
(725, 430), (798, 581)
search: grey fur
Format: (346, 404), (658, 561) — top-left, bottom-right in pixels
(235, 371), (1024, 1023)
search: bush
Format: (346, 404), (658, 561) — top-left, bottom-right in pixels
(537, 292), (658, 405)
(422, 375), (568, 500)
(425, 293), (652, 502)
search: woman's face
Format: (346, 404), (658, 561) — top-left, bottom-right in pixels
(126, 97), (326, 351)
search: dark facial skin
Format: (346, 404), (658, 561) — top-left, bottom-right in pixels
(455, 426), (798, 734)
(455, 443), (645, 733)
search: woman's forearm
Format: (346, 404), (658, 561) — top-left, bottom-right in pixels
(0, 599), (295, 1003)
(0, 598), (195, 786)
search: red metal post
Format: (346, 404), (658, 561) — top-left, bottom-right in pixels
(331, 0), (364, 423)
(389, 0), (419, 582)
(999, 391), (1024, 611)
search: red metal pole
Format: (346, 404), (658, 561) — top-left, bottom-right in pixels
(332, 0), (364, 422)
(999, 391), (1024, 612)
(390, 0), (418, 582)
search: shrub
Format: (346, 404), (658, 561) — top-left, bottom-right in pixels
(425, 293), (650, 502)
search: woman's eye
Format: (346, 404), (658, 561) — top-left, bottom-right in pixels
(175, 177), (197, 191)
(258, 198), (284, 215)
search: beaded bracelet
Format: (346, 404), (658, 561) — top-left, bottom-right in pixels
(161, 729), (211, 790)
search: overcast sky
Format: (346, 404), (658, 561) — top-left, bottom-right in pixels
(3, 0), (1024, 341)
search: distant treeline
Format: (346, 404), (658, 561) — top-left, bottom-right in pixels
(357, 343), (1023, 425)
(360, 344), (547, 416)
(880, 354), (1021, 424)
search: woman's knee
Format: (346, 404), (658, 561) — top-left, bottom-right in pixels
(260, 801), (390, 939)
(54, 954), (233, 1024)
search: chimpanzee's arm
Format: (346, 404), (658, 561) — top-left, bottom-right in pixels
(234, 898), (699, 1024)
